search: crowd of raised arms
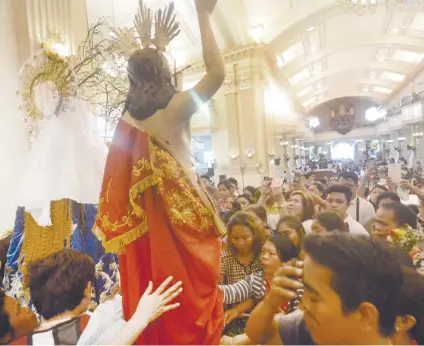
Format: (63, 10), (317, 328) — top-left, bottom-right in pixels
(0, 166), (423, 345)
(1, 0), (424, 344)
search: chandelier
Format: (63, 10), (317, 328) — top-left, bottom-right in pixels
(337, 0), (406, 15)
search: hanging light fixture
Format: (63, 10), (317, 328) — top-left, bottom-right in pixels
(337, 0), (405, 15)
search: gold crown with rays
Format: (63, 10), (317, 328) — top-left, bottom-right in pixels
(109, 0), (181, 58)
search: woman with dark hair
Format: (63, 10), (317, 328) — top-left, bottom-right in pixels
(312, 211), (349, 234)
(369, 184), (389, 211)
(233, 194), (253, 211)
(276, 215), (305, 250)
(219, 212), (265, 335)
(245, 205), (272, 237)
(285, 191), (315, 223)
(220, 212), (264, 285)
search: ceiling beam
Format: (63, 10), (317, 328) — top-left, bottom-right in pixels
(298, 79), (398, 102)
(292, 61), (411, 91)
(279, 34), (424, 77)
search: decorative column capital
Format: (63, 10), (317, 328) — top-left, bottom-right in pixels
(223, 75), (236, 95)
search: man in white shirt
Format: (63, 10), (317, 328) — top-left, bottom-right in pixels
(303, 184), (368, 236)
(339, 172), (375, 227)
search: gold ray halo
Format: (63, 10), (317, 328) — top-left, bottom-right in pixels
(17, 49), (75, 123)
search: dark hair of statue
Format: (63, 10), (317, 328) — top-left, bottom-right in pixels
(124, 48), (177, 120)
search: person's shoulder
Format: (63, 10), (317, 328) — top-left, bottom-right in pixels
(302, 219), (313, 233)
(346, 216), (369, 235)
(358, 196), (374, 209)
(278, 310), (309, 345)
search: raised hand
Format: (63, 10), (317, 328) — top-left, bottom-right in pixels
(195, 0), (218, 14)
(264, 262), (303, 311)
(135, 276), (183, 323)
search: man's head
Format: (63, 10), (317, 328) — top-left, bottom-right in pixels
(338, 172), (359, 198)
(0, 290), (38, 343)
(326, 184), (352, 219)
(373, 203), (418, 240)
(376, 192), (401, 210)
(228, 177), (238, 196)
(26, 249), (95, 320)
(125, 48), (176, 120)
(301, 233), (403, 345)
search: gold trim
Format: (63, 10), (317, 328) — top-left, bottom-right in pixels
(129, 174), (158, 217)
(93, 221), (148, 254)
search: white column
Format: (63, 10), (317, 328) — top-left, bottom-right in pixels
(0, 0), (30, 233)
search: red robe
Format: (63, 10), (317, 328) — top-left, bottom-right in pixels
(94, 120), (225, 344)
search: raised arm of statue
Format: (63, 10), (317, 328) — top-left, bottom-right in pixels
(168, 0), (225, 122)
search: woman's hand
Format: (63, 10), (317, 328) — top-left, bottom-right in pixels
(195, 0), (218, 14)
(135, 276), (183, 324)
(224, 308), (242, 325)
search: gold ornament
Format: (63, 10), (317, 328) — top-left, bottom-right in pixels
(109, 0), (181, 58)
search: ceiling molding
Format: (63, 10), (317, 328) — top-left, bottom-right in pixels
(281, 34), (424, 76)
(293, 61), (412, 91)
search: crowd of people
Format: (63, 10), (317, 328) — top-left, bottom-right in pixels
(200, 169), (424, 344)
(2, 168), (424, 345)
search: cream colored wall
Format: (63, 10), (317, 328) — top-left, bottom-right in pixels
(0, 0), (29, 233)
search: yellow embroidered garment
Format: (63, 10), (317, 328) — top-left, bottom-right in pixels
(20, 199), (73, 277)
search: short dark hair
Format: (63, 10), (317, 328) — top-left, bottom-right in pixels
(26, 249), (95, 320)
(303, 233), (404, 337)
(268, 234), (299, 262)
(228, 177), (238, 188)
(339, 171), (359, 185)
(371, 184), (388, 194)
(395, 266), (424, 344)
(226, 212), (265, 257)
(244, 186), (257, 196)
(311, 182), (327, 199)
(376, 192), (401, 206)
(218, 179), (231, 191)
(0, 290), (14, 343)
(327, 184), (353, 204)
(315, 211), (349, 233)
(380, 202), (417, 229)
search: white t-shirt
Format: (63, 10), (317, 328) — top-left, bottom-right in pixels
(303, 215), (369, 236)
(347, 196), (375, 227)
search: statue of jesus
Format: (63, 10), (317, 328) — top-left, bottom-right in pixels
(94, 0), (226, 344)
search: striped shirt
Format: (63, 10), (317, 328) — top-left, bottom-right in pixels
(219, 272), (267, 304)
(219, 272), (304, 315)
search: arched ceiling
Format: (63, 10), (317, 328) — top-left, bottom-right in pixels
(86, 0), (424, 111)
